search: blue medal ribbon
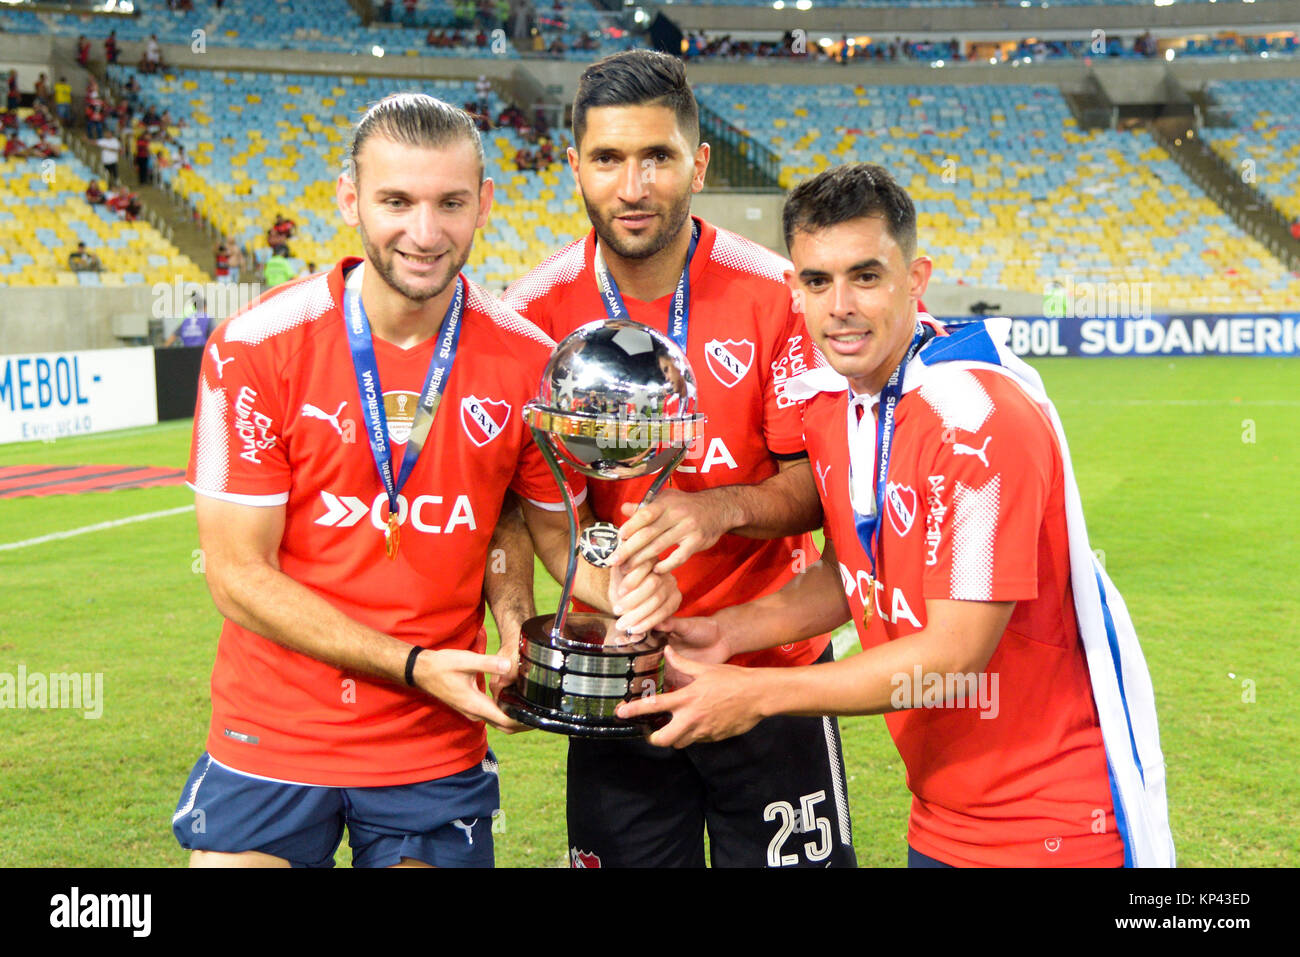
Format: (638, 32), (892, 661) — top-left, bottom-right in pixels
(343, 270), (465, 555)
(851, 324), (934, 598)
(592, 218), (700, 353)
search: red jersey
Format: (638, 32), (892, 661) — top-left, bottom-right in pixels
(504, 218), (828, 669)
(802, 352), (1124, 867)
(187, 258), (573, 786)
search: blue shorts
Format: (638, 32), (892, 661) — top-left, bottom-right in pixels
(907, 845), (955, 868)
(172, 752), (500, 868)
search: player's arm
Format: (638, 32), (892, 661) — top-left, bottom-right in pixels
(196, 494), (522, 732)
(618, 597), (1013, 748)
(482, 492), (535, 698)
(658, 535), (851, 666)
(612, 455), (822, 574)
(521, 498), (681, 635)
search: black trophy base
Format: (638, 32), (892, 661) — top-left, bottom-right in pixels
(500, 612), (669, 738)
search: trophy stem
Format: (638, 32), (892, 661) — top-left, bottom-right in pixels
(530, 425), (580, 639)
(641, 444), (690, 504)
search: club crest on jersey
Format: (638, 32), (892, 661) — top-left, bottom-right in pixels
(461, 396), (510, 447)
(703, 339), (754, 389)
(886, 482), (917, 537)
(382, 391), (420, 445)
(570, 847), (602, 868)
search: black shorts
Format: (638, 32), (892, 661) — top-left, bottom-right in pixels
(566, 644), (856, 868)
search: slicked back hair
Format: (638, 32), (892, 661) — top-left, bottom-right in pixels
(348, 92), (485, 183)
(572, 50), (699, 149)
(782, 163), (917, 261)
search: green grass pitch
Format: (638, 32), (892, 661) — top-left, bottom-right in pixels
(0, 357), (1295, 867)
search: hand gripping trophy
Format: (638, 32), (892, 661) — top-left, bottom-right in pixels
(498, 318), (706, 737)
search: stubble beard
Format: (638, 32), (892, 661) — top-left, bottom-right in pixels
(358, 217), (469, 305)
(585, 185), (693, 263)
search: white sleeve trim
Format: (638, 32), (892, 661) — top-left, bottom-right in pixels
(523, 485), (588, 512)
(189, 483), (290, 507)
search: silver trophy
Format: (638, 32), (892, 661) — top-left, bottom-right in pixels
(498, 319), (707, 737)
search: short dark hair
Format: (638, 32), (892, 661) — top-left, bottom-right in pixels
(782, 163), (917, 260)
(572, 51), (698, 149)
(348, 92), (484, 183)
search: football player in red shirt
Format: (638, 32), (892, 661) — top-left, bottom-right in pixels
(500, 52), (856, 868)
(619, 163), (1174, 868)
(174, 94), (678, 868)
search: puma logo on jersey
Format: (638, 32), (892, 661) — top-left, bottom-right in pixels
(815, 460), (832, 496)
(952, 436), (991, 468)
(301, 401), (347, 437)
(451, 818), (477, 846)
(208, 344), (235, 380)
(704, 339), (754, 388)
(315, 491), (478, 535)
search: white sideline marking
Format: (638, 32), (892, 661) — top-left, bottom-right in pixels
(1059, 398), (1300, 407)
(831, 624), (858, 660)
(0, 505), (195, 552)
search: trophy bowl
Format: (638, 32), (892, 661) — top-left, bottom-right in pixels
(497, 319), (706, 738)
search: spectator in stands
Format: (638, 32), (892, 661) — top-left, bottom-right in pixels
(105, 31), (119, 66)
(85, 96), (105, 140)
(25, 103), (56, 135)
(497, 103), (523, 129)
(34, 73), (50, 107)
(85, 179), (106, 205)
(67, 243), (102, 272)
(513, 146), (537, 172)
(231, 242), (246, 284)
(381, 0), (395, 22)
(0, 109), (16, 134)
(143, 35), (163, 74)
(31, 135), (59, 159)
(76, 36), (91, 68)
(1291, 220), (1300, 242)
(272, 213), (296, 241)
(96, 132), (122, 182)
(215, 241), (232, 282)
(2, 134), (30, 161)
(124, 192), (141, 221)
(134, 131), (152, 185)
(114, 97), (132, 134)
(124, 75), (141, 107)
(165, 292), (213, 347)
(266, 226), (287, 255)
(263, 249), (296, 288)
(6, 70), (18, 111)
(54, 76), (72, 125)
